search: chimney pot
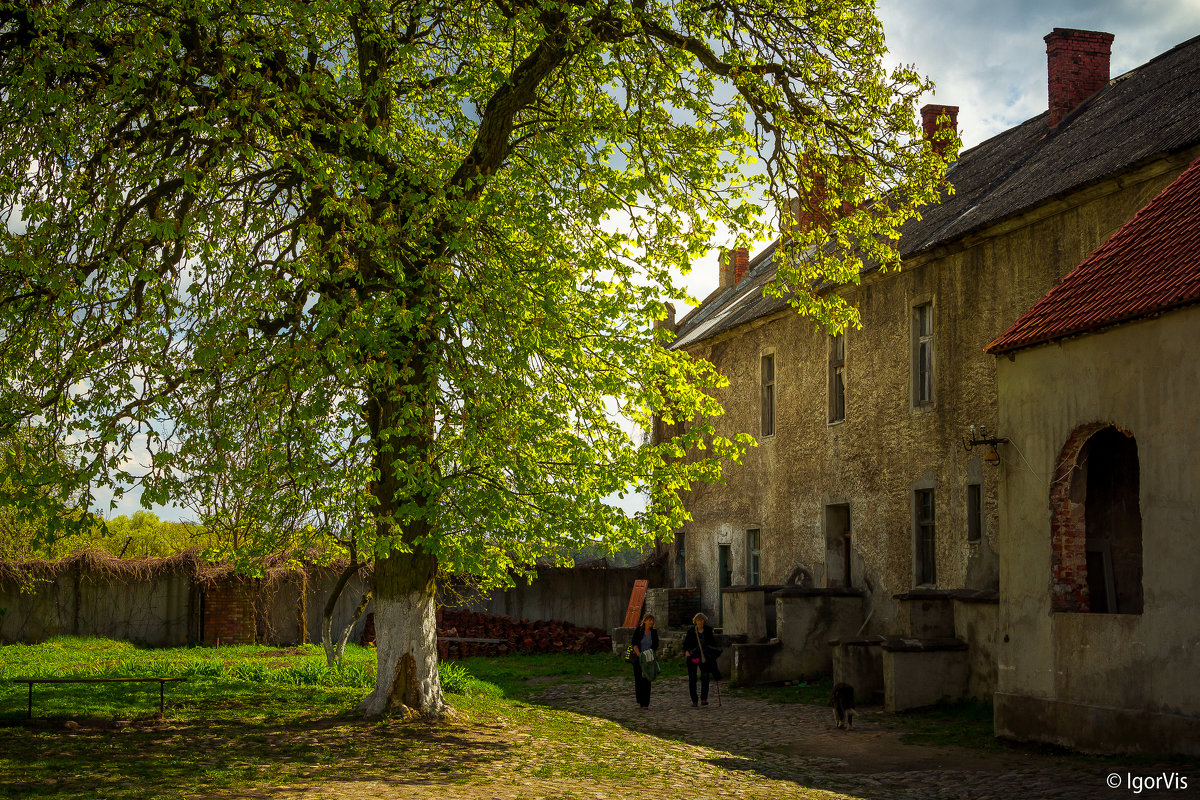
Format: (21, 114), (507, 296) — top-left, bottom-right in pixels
(1045, 28), (1114, 128)
(920, 104), (959, 157)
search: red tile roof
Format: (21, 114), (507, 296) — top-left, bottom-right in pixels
(987, 155), (1200, 355)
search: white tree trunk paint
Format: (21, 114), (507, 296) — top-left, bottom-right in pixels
(355, 588), (448, 718)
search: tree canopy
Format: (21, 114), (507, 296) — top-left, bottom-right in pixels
(0, 0), (948, 715)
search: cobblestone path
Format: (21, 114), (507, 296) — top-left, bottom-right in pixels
(532, 676), (1199, 800)
(246, 676), (1196, 800)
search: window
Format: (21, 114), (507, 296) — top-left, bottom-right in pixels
(824, 504), (852, 588)
(828, 333), (845, 423)
(718, 544), (733, 589)
(914, 488), (936, 585)
(760, 353), (775, 437)
(746, 529), (761, 585)
(913, 303), (933, 406)
(967, 483), (982, 543)
(675, 531), (687, 588)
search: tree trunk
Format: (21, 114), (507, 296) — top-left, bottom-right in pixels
(354, 251), (446, 718)
(322, 558), (371, 667)
(355, 546), (447, 718)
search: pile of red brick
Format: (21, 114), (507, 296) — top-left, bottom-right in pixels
(437, 608), (611, 658)
(359, 608), (612, 659)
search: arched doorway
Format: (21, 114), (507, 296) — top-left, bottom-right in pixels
(1049, 424), (1143, 614)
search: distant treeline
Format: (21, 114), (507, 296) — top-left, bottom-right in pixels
(0, 510), (212, 562)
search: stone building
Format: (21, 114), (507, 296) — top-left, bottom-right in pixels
(661, 29), (1200, 702)
(985, 155), (1200, 754)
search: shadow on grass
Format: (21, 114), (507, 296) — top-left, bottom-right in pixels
(0, 707), (517, 799)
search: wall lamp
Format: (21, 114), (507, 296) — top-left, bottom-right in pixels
(962, 424), (1009, 464)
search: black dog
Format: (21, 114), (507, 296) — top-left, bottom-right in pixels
(831, 682), (856, 729)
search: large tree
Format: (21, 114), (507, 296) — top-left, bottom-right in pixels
(0, 0), (947, 717)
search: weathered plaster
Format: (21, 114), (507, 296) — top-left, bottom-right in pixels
(994, 305), (1200, 753)
(674, 161), (1185, 633)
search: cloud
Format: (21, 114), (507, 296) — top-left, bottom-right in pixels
(877, 0), (1200, 148)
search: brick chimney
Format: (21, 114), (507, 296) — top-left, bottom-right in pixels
(719, 248), (750, 288)
(655, 301), (676, 332)
(1045, 28), (1114, 128)
(784, 156), (861, 234)
(920, 104), (959, 157)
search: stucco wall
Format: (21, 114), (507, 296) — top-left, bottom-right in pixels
(994, 306), (1200, 752)
(673, 158), (1187, 634)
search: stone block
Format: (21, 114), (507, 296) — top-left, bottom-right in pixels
(831, 636), (884, 703)
(883, 640), (969, 712)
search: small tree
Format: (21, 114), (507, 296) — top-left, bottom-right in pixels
(0, 0), (948, 718)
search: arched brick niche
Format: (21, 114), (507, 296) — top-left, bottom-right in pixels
(1049, 423), (1144, 614)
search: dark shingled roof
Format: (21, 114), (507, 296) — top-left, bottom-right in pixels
(987, 155), (1200, 355)
(673, 33), (1200, 349)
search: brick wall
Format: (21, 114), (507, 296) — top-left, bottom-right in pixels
(1048, 421), (1109, 612)
(202, 579), (256, 645)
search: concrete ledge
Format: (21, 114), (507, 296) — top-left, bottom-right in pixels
(995, 691), (1200, 756)
(720, 584), (786, 594)
(881, 636), (968, 653)
(773, 586), (864, 598)
(892, 588), (998, 603)
(609, 626), (636, 655)
(947, 589), (999, 604)
(829, 635), (886, 647)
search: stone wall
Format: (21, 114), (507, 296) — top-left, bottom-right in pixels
(643, 586), (700, 629)
(671, 154), (1189, 636)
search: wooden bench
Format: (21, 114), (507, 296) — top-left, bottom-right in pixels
(12, 677), (188, 719)
(437, 636), (508, 660)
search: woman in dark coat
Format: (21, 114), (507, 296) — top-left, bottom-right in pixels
(682, 612), (718, 706)
(631, 612), (659, 709)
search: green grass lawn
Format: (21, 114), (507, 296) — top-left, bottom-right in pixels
(0, 637), (673, 799)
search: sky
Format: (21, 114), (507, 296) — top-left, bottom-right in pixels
(100, 0), (1200, 523)
(680, 0), (1200, 302)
